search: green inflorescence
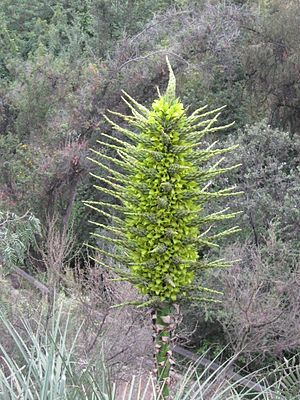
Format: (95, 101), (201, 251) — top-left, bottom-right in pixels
(86, 58), (240, 303)
(125, 97), (199, 301)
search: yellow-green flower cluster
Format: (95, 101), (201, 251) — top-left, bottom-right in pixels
(86, 60), (240, 304)
(125, 97), (199, 300)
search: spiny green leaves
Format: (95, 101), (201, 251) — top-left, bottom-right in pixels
(87, 60), (239, 303)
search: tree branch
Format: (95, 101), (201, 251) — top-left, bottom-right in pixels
(12, 266), (50, 295)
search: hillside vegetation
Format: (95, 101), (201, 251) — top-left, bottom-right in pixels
(0, 0), (300, 398)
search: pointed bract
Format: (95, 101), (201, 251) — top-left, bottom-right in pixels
(165, 56), (176, 102)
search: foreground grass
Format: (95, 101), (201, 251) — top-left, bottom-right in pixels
(0, 305), (298, 399)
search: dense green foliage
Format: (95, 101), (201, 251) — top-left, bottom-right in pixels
(0, 211), (40, 269)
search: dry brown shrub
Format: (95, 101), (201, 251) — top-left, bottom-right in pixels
(217, 227), (300, 359)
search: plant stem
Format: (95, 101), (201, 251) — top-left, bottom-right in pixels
(153, 302), (174, 399)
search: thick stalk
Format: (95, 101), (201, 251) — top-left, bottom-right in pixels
(153, 302), (175, 399)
